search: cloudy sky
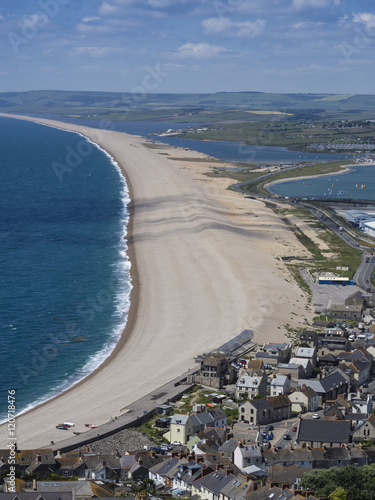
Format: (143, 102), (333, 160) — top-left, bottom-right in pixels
(1, 0), (375, 94)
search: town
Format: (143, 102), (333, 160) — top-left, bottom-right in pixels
(2, 286), (375, 500)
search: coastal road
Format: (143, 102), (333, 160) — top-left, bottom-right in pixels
(354, 253), (375, 291)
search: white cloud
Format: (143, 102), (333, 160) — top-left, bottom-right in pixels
(82, 16), (101, 23)
(353, 12), (375, 30)
(175, 42), (229, 59)
(292, 0), (340, 10)
(21, 13), (49, 26)
(72, 46), (128, 57)
(201, 17), (265, 38)
(0, 13), (4, 20)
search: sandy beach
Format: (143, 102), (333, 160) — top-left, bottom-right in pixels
(0, 114), (313, 449)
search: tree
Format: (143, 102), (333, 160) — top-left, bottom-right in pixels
(329, 487), (348, 500)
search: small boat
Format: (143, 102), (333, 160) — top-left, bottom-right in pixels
(85, 424), (99, 429)
(56, 425), (69, 430)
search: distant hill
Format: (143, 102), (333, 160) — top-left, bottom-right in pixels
(1, 89), (375, 116)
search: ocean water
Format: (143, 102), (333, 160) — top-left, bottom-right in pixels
(0, 117), (131, 422)
(268, 164), (375, 201)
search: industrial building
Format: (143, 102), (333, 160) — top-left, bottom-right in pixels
(345, 209), (375, 227)
(363, 220), (375, 238)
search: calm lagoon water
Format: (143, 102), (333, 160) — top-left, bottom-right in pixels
(268, 164), (375, 201)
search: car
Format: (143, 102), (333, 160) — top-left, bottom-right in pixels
(358, 334), (366, 340)
(292, 426), (297, 432)
(266, 425), (274, 431)
(284, 434), (291, 440)
(141, 410), (148, 415)
(171, 441), (181, 446)
(160, 444), (172, 451)
(312, 413), (320, 419)
(349, 335), (356, 342)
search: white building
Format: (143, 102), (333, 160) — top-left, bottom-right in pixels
(362, 220), (375, 238)
(345, 210), (375, 226)
(270, 375), (290, 396)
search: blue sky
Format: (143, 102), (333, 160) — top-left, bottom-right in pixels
(1, 0), (375, 94)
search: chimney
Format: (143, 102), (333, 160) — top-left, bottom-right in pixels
(237, 440), (243, 448)
(178, 450), (184, 460)
(115, 449), (121, 458)
(269, 480), (278, 488)
(36, 453), (42, 463)
(102, 459), (106, 467)
(282, 482), (289, 490)
(151, 450), (156, 458)
(55, 450), (62, 459)
(306, 490), (315, 497)
(33, 479), (37, 491)
(252, 481), (258, 491)
(226, 468), (233, 476)
(197, 456), (204, 463)
(138, 457), (143, 466)
(294, 489), (303, 495)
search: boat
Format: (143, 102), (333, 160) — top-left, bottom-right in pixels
(85, 424), (99, 429)
(56, 425), (69, 430)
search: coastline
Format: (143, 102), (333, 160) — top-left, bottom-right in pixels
(0, 113), (314, 448)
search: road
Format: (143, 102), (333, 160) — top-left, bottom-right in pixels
(354, 253), (375, 291)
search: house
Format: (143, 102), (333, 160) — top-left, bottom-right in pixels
(23, 480), (113, 499)
(190, 468), (236, 500)
(298, 371), (348, 405)
(350, 393), (373, 415)
(0, 449), (56, 477)
(352, 414), (375, 442)
(277, 363), (305, 387)
(270, 375), (290, 396)
(167, 414), (194, 445)
(345, 290), (365, 307)
(288, 385), (319, 413)
(318, 353), (338, 368)
(295, 347), (317, 369)
(218, 439), (239, 462)
(238, 399), (274, 425)
(235, 374), (267, 399)
(296, 418), (351, 447)
(208, 408), (228, 429)
(337, 347), (373, 373)
(233, 443), (262, 471)
(149, 456), (188, 489)
(262, 343), (292, 363)
(299, 330), (319, 348)
(328, 304), (363, 320)
(172, 460), (211, 496)
(247, 359), (266, 374)
(289, 357), (313, 378)
(268, 394), (291, 421)
(190, 352), (235, 389)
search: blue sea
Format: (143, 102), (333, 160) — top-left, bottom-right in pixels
(0, 117), (131, 422)
(268, 165), (375, 201)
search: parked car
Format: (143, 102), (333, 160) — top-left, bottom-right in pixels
(312, 413), (320, 419)
(171, 440), (181, 446)
(161, 444), (172, 450)
(266, 425), (274, 431)
(284, 434), (291, 440)
(292, 426), (297, 432)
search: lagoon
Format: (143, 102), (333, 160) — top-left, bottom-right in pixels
(268, 164), (375, 201)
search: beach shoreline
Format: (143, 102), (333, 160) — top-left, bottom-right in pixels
(0, 113), (313, 449)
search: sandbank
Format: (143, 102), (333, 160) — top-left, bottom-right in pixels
(0, 114), (312, 448)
